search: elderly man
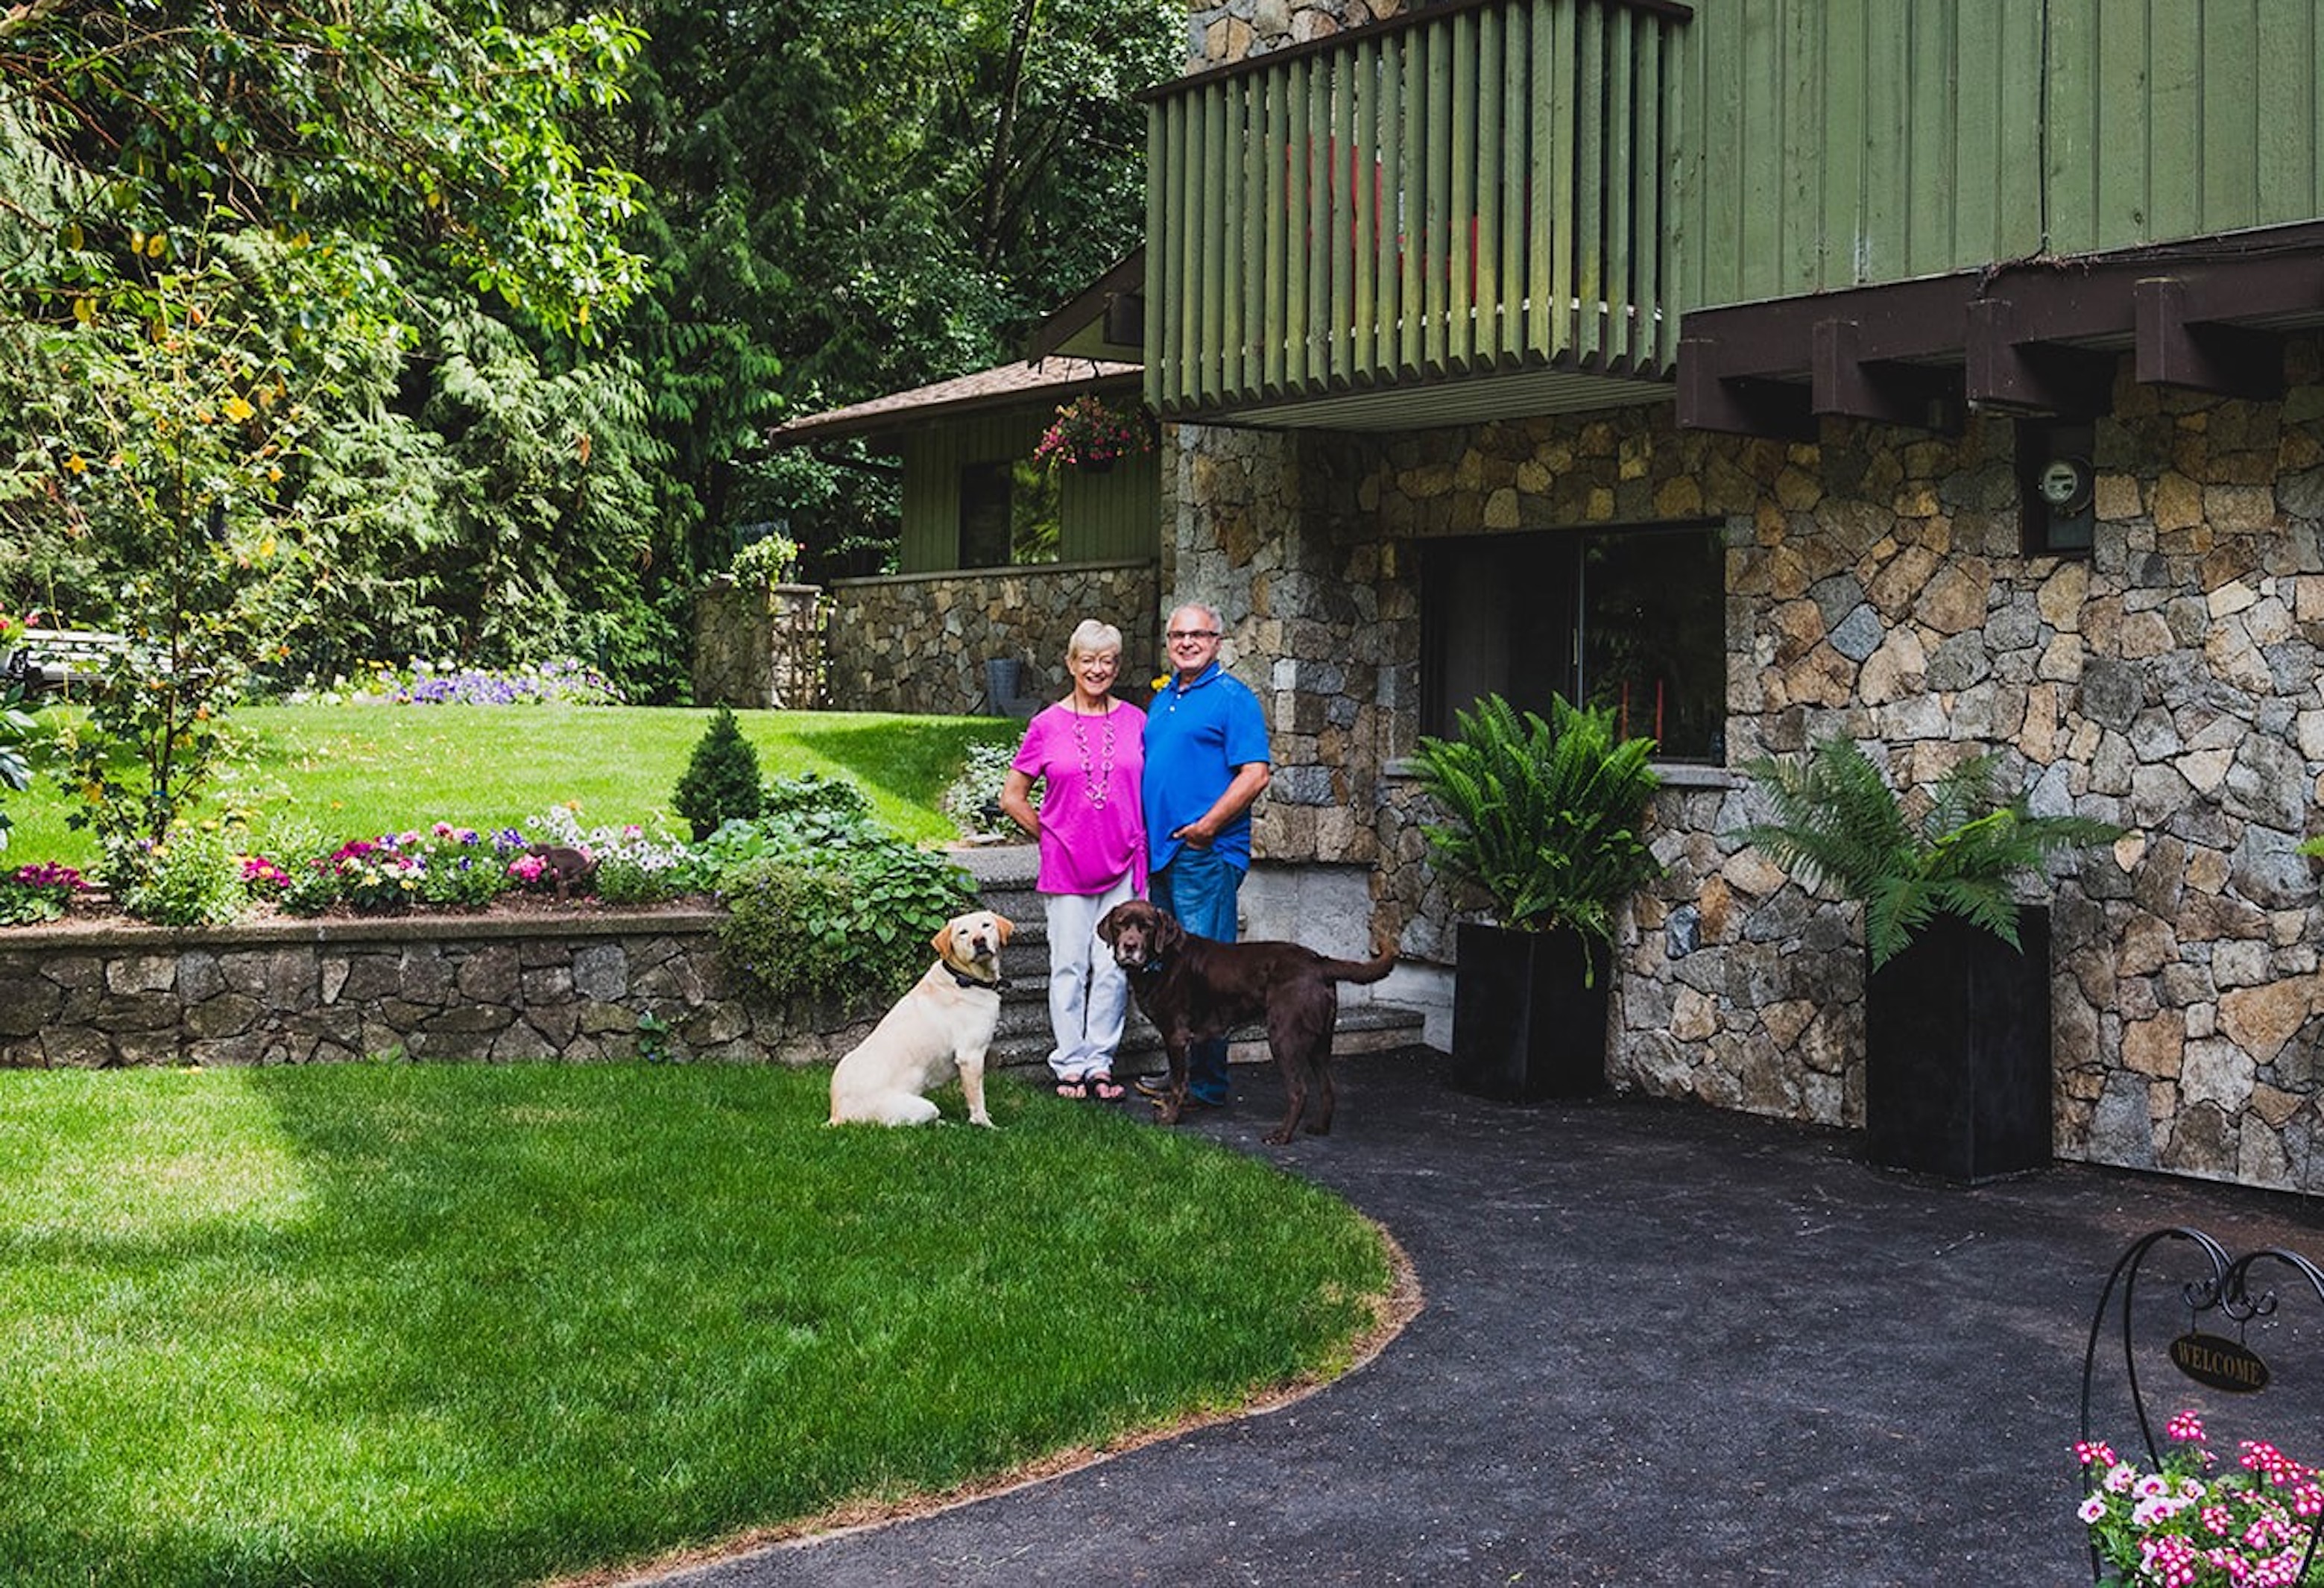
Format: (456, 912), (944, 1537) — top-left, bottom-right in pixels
(1134, 600), (1272, 1112)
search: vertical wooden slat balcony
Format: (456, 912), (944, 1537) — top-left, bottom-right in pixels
(1449, 7), (1479, 373)
(1144, 0), (1691, 423)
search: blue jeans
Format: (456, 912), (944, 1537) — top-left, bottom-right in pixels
(1152, 846), (1242, 1105)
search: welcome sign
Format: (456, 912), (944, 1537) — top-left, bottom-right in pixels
(2170, 1332), (2271, 1394)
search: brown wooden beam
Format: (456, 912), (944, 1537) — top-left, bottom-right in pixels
(1677, 338), (1816, 439)
(1963, 298), (2115, 418)
(1811, 319), (1963, 431)
(2134, 277), (2284, 400)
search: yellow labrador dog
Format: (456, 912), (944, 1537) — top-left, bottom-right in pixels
(828, 910), (1014, 1128)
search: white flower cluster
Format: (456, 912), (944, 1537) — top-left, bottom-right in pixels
(529, 805), (692, 874)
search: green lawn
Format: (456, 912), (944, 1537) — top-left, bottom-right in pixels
(6, 703), (1018, 868)
(0, 1064), (1393, 1588)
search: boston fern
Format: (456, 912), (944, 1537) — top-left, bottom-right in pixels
(1735, 734), (2122, 971)
(1409, 693), (1662, 951)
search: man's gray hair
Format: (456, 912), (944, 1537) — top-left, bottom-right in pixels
(1168, 600), (1224, 631)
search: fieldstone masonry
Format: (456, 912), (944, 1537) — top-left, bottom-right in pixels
(0, 912), (874, 1069)
(692, 579), (825, 709)
(824, 560), (1159, 715)
(1169, 353), (2324, 1191)
(1164, 0), (2324, 1193)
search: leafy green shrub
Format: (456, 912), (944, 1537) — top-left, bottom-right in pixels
(1734, 733), (2124, 969)
(761, 769), (872, 835)
(727, 532), (801, 587)
(119, 824), (248, 927)
(716, 810), (976, 1009)
(1409, 692), (1661, 954)
(940, 737), (1030, 836)
(672, 705), (765, 840)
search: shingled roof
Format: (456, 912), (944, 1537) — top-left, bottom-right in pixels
(768, 356), (1141, 447)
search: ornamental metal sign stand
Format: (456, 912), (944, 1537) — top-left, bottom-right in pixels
(2079, 1226), (2324, 1584)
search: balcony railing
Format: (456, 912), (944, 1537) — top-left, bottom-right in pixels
(1143, 0), (1691, 426)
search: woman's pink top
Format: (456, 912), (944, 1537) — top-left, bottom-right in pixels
(1011, 699), (1147, 896)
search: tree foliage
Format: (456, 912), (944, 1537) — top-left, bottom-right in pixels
(601, 0), (1179, 580)
(0, 0), (1178, 709)
(0, 0), (647, 339)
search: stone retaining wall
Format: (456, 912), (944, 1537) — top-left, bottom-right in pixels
(823, 559), (1160, 715)
(0, 911), (874, 1069)
(692, 579), (824, 709)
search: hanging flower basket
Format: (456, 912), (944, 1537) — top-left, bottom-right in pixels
(1034, 395), (1150, 473)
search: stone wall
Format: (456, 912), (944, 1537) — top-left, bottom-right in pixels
(0, 911), (876, 1068)
(1166, 344), (2324, 1191)
(692, 580), (824, 709)
(1161, 0), (2324, 1189)
(1184, 0), (1401, 62)
(823, 560), (1161, 715)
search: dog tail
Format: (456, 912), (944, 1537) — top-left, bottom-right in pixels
(1318, 945), (1398, 985)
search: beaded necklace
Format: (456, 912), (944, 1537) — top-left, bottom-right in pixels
(1070, 703), (1115, 807)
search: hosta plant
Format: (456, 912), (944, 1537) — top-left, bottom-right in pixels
(1734, 734), (2122, 971)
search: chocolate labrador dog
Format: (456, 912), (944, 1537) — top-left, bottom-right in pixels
(1096, 898), (1396, 1145)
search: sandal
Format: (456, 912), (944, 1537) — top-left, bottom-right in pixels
(1055, 1080), (1089, 1100)
(1087, 1075), (1127, 1102)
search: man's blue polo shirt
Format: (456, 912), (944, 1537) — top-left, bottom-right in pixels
(1143, 660), (1272, 875)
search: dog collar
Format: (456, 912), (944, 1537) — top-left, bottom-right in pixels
(949, 968), (1008, 992)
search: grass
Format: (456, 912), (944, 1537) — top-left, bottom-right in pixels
(0, 1064), (1395, 1588)
(4, 703), (1020, 869)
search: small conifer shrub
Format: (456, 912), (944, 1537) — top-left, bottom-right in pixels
(673, 705), (765, 840)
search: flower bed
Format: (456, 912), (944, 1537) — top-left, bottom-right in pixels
(2079, 1412), (2324, 1586)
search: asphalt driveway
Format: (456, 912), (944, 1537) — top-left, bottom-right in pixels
(625, 1046), (2324, 1587)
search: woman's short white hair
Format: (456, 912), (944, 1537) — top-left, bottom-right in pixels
(1066, 619), (1123, 661)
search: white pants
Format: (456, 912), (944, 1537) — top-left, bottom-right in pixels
(1044, 874), (1136, 1081)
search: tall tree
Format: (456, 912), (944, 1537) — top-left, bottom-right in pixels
(0, 0), (655, 850)
(599, 0), (1179, 580)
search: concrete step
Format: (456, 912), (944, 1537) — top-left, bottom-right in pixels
(955, 839), (1429, 1076)
(988, 971), (1427, 1075)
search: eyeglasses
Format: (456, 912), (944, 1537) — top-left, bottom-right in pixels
(1165, 629), (1219, 641)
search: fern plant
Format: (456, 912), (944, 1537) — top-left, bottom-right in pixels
(1734, 734), (2123, 971)
(1409, 693), (1662, 963)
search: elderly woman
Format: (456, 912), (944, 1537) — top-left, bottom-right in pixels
(999, 619), (1146, 1100)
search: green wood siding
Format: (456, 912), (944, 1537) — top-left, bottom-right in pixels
(897, 412), (1159, 575)
(1692, 0), (2324, 306)
(1146, 0), (2324, 418)
(2045, 0), (2324, 253)
(1145, 0), (1690, 418)
(1689, 0), (2048, 306)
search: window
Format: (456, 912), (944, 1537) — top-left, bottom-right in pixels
(959, 459), (1061, 568)
(1422, 523), (1727, 762)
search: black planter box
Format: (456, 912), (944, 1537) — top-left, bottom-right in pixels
(1449, 921), (1609, 1102)
(1863, 909), (2053, 1182)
